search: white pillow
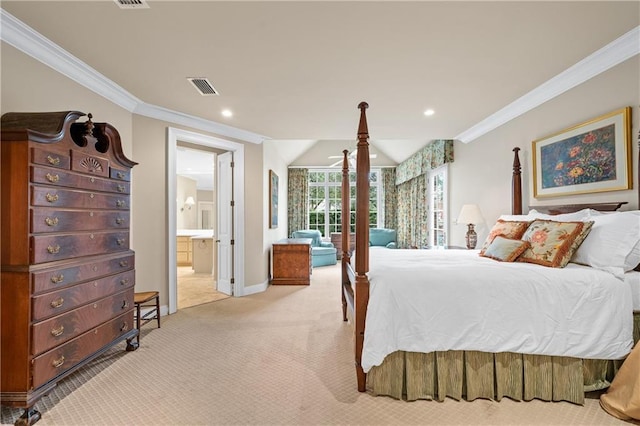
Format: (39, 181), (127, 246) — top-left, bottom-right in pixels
(498, 208), (591, 226)
(571, 211), (640, 278)
(529, 208), (592, 222)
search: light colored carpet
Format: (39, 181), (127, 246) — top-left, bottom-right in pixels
(178, 266), (229, 309)
(1, 264), (632, 425)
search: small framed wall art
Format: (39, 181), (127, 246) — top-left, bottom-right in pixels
(269, 170), (279, 228)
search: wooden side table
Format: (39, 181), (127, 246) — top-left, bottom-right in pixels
(270, 238), (312, 285)
(330, 232), (356, 260)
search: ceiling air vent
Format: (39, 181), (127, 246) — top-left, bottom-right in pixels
(187, 78), (220, 96)
(114, 0), (149, 9)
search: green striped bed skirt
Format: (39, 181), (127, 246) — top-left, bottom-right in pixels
(366, 312), (640, 405)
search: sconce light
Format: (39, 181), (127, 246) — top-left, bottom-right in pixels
(181, 196), (195, 212)
(457, 204), (484, 249)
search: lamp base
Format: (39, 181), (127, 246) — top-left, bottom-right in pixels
(465, 224), (477, 249)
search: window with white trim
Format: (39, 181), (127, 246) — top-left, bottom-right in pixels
(427, 164), (448, 247)
(307, 169), (380, 237)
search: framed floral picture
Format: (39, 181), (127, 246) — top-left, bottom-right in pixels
(269, 170), (278, 228)
(532, 107), (632, 198)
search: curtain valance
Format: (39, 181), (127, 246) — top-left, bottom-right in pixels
(395, 139), (454, 185)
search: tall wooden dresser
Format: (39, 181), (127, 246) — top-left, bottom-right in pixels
(0, 111), (139, 425)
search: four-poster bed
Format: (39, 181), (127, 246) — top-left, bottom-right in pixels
(340, 102), (640, 404)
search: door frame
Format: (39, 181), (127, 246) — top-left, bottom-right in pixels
(167, 127), (245, 314)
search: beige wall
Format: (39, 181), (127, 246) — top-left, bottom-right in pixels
(0, 43), (133, 154)
(263, 140), (291, 278)
(449, 57), (640, 247)
(1, 45), (269, 306)
(176, 175), (198, 229)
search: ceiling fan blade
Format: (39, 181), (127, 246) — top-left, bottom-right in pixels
(329, 159), (342, 167)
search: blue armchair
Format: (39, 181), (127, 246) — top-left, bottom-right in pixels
(369, 228), (397, 249)
(291, 229), (337, 267)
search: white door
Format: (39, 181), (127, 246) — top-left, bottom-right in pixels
(216, 152), (234, 296)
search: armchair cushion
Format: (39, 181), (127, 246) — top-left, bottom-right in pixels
(369, 228), (397, 248)
(291, 229), (324, 247)
(291, 229), (337, 267)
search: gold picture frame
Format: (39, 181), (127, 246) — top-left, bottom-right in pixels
(532, 107), (632, 198)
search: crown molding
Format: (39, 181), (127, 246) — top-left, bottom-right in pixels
(455, 25), (640, 144)
(134, 103), (267, 144)
(2, 9), (636, 146)
(0, 9), (267, 144)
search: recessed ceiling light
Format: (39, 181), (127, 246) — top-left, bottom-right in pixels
(424, 109), (435, 117)
(222, 109), (233, 118)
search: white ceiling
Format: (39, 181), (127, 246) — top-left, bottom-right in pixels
(2, 1), (639, 166)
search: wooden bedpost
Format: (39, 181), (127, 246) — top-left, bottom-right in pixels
(354, 101), (370, 392)
(512, 147), (522, 215)
(341, 149), (350, 322)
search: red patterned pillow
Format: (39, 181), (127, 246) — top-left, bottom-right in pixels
(518, 220), (592, 268)
(479, 220), (531, 255)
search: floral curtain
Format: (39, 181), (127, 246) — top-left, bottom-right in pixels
(287, 168), (308, 236)
(394, 140), (454, 248)
(382, 168), (397, 229)
(396, 175), (428, 248)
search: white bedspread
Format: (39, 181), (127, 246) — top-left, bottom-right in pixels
(626, 271), (640, 311)
(361, 248), (633, 373)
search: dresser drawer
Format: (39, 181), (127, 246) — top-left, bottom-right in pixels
(31, 166), (130, 194)
(32, 270), (135, 321)
(31, 310), (134, 389)
(31, 186), (129, 210)
(31, 288), (134, 356)
(31, 147), (70, 170)
(32, 252), (134, 294)
(110, 168), (130, 182)
(31, 208), (129, 233)
(70, 150), (110, 178)
(31, 231), (129, 264)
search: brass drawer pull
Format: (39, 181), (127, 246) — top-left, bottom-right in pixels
(120, 278), (129, 286)
(51, 325), (64, 337)
(50, 297), (64, 308)
(46, 155), (61, 166)
(45, 217), (59, 227)
(116, 200), (126, 208)
(119, 260), (129, 267)
(120, 322), (129, 332)
(121, 301), (129, 309)
(45, 173), (60, 183)
(89, 193), (95, 199)
(116, 238), (125, 246)
(116, 171), (125, 179)
(47, 245), (61, 254)
(52, 355), (65, 368)
(115, 217), (124, 225)
(45, 193), (59, 203)
(51, 274), (64, 284)
(90, 177), (95, 183)
(117, 184), (125, 193)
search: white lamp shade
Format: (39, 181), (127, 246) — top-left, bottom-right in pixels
(457, 204), (484, 225)
(184, 196), (196, 206)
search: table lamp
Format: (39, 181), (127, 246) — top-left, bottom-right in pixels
(457, 204), (484, 249)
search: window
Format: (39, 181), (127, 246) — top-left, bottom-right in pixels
(427, 165), (448, 247)
(308, 169), (380, 237)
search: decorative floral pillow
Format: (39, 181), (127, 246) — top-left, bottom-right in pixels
(481, 236), (530, 262)
(518, 220), (592, 268)
(479, 220), (531, 255)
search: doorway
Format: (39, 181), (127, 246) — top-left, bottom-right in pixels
(167, 127), (246, 314)
(175, 145), (227, 309)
